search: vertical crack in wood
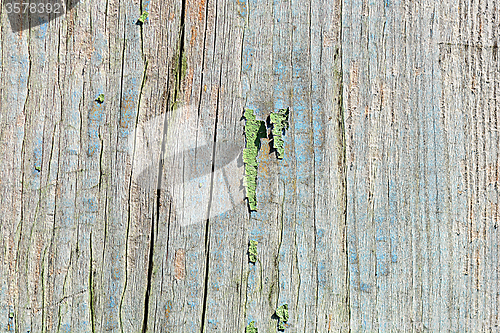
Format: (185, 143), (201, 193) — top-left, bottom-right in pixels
(338, 0), (350, 328)
(200, 59), (221, 333)
(199, 121), (219, 331)
(89, 231), (96, 333)
(196, 0), (210, 120)
(123, 32), (149, 333)
(115, 11), (129, 332)
(141, 188), (158, 333)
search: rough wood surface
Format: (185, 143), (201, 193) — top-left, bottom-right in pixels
(3, 0), (499, 332)
(343, 0), (500, 331)
(0, 0), (347, 332)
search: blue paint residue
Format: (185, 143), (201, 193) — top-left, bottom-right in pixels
(360, 282), (371, 292)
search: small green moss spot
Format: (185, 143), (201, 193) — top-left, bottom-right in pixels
(248, 240), (258, 263)
(276, 303), (289, 330)
(171, 99), (179, 111)
(35, 166), (41, 172)
(243, 108), (267, 211)
(138, 11), (149, 23)
(269, 108), (289, 159)
(96, 94), (105, 104)
(181, 53), (188, 81)
(246, 321), (258, 333)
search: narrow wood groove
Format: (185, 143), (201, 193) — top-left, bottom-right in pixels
(141, 189), (158, 333)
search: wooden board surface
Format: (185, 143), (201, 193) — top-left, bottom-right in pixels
(343, 0), (500, 331)
(1, 0), (498, 332)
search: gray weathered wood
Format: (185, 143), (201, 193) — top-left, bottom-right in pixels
(1, 0), (346, 332)
(7, 0), (498, 332)
(344, 0), (500, 331)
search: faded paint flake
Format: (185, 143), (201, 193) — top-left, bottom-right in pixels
(174, 249), (186, 280)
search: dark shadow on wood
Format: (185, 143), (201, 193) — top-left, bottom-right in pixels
(5, 0), (80, 32)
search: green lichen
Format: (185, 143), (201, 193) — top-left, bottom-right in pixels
(246, 321), (258, 333)
(248, 240), (258, 263)
(138, 11), (149, 23)
(269, 108), (289, 159)
(96, 94), (105, 104)
(35, 166), (41, 172)
(276, 304), (289, 330)
(243, 108), (267, 211)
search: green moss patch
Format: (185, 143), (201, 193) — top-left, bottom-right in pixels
(138, 11), (149, 23)
(248, 240), (258, 263)
(269, 108), (289, 159)
(95, 93), (105, 104)
(243, 108), (267, 211)
(181, 53), (188, 81)
(276, 303), (289, 330)
(245, 321), (258, 333)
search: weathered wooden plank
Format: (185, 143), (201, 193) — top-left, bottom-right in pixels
(241, 1), (282, 332)
(310, 0), (348, 331)
(1, 0), (345, 332)
(289, 0), (319, 329)
(148, 0), (253, 330)
(146, 0), (347, 332)
(438, 5), (500, 327)
(4, 0), (500, 331)
(0, 1), (181, 332)
(0, 10), (33, 333)
(344, 0), (500, 331)
(147, 0), (217, 330)
(242, 0), (347, 331)
(198, 0), (249, 330)
(128, 1), (183, 332)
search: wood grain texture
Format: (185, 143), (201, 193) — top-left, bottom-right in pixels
(343, 0), (500, 331)
(8, 0), (500, 331)
(0, 0), (346, 332)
